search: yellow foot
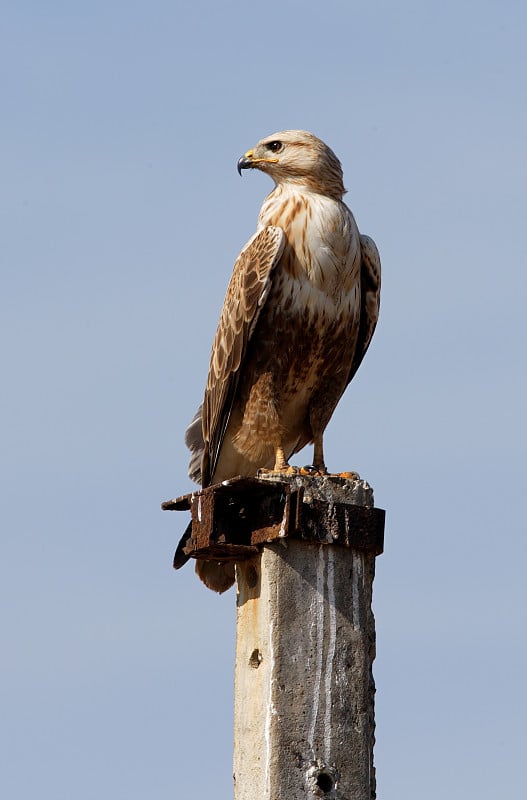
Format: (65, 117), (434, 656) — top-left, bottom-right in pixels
(257, 465), (299, 478)
(257, 467), (360, 481)
(301, 468), (361, 480)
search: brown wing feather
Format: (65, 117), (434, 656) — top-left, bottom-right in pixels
(201, 226), (285, 485)
(347, 234), (381, 385)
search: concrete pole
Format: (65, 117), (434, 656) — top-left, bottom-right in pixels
(233, 478), (378, 800)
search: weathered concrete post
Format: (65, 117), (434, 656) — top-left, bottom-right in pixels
(233, 477), (379, 800)
(164, 473), (384, 800)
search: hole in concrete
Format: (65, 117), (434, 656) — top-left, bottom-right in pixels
(245, 565), (258, 588)
(249, 649), (262, 669)
(306, 761), (337, 796)
(316, 772), (334, 793)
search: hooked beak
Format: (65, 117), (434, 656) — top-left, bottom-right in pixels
(237, 154), (253, 176)
(237, 148), (279, 176)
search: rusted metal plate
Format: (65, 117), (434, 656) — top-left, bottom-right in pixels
(162, 476), (385, 568)
(161, 495), (191, 511)
(162, 476), (287, 511)
(299, 501), (385, 555)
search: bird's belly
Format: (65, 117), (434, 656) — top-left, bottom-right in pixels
(232, 295), (359, 458)
(278, 330), (351, 433)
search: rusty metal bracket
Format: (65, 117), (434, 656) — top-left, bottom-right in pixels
(162, 476), (385, 569)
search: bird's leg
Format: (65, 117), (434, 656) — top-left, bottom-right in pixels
(299, 435), (328, 476)
(273, 445), (290, 472)
(309, 434), (328, 475)
(312, 434), (325, 472)
(257, 445), (298, 477)
(310, 428), (359, 480)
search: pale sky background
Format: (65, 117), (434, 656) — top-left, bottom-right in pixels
(2, 1), (526, 798)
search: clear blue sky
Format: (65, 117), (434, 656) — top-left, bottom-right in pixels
(2, 1), (526, 797)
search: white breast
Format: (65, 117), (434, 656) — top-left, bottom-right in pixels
(258, 187), (362, 326)
(259, 186), (361, 302)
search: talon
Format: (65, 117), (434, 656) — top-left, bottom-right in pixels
(283, 465), (299, 475)
(300, 465), (320, 475)
(298, 464), (329, 476)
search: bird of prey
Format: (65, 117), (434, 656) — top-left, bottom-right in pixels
(185, 130), (381, 592)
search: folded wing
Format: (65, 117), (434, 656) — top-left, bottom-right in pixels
(186, 226), (285, 486)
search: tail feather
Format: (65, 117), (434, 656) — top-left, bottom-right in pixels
(195, 561), (236, 593)
(184, 405), (236, 592)
(185, 405), (204, 484)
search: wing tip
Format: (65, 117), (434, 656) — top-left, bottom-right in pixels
(185, 405), (204, 484)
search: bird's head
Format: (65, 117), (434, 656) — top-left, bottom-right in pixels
(237, 130), (346, 200)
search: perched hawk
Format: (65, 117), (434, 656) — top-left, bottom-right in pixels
(185, 130), (381, 592)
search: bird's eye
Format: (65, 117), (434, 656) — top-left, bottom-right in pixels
(266, 141), (283, 153)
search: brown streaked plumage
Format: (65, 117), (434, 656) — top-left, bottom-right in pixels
(185, 130), (381, 592)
